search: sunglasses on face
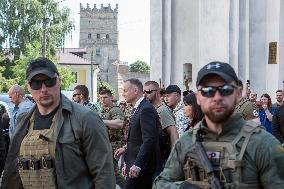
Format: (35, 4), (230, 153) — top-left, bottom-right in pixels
(198, 84), (237, 97)
(29, 77), (57, 90)
(143, 90), (157, 94)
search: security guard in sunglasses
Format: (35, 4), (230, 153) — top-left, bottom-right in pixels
(153, 61), (284, 189)
(1, 57), (115, 189)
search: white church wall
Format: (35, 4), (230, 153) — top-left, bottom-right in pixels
(280, 0), (284, 91)
(150, 0), (163, 83)
(171, 0), (199, 91)
(238, 0), (250, 83)
(266, 0), (280, 98)
(249, 0), (267, 97)
(199, 0), (230, 66)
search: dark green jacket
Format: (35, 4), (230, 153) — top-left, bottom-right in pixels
(1, 95), (115, 189)
(153, 114), (284, 189)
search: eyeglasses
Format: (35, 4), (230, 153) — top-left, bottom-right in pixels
(29, 77), (57, 90)
(143, 90), (157, 94)
(72, 93), (81, 97)
(198, 84), (237, 97)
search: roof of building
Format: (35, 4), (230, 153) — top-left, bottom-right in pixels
(57, 50), (91, 65)
(61, 48), (87, 54)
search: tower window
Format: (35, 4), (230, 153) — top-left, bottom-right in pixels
(96, 48), (100, 55)
(97, 34), (100, 39)
(106, 34), (109, 39)
(88, 33), (91, 39)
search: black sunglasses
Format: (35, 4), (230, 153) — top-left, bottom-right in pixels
(29, 77), (57, 90)
(72, 93), (81, 97)
(143, 90), (157, 94)
(198, 84), (237, 97)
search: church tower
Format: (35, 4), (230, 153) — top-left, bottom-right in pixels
(79, 3), (119, 82)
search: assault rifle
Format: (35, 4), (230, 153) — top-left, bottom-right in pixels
(192, 130), (221, 189)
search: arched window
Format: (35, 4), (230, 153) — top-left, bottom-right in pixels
(106, 34), (109, 39)
(97, 34), (100, 39)
(88, 33), (91, 39)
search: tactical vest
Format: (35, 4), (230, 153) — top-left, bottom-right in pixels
(18, 111), (57, 189)
(183, 121), (261, 189)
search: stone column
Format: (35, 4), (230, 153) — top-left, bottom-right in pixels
(238, 0), (250, 83)
(163, 0), (172, 86)
(150, 0), (163, 83)
(229, 0), (239, 75)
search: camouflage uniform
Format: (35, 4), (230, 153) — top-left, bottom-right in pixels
(235, 97), (259, 120)
(153, 114), (284, 189)
(101, 104), (125, 189)
(122, 103), (133, 146)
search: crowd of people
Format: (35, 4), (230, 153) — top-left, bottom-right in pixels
(0, 57), (284, 189)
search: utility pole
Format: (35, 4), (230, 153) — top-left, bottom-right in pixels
(90, 50), (94, 101)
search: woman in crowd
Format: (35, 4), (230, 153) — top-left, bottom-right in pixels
(183, 92), (204, 130)
(259, 93), (276, 133)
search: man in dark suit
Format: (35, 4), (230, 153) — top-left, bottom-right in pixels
(115, 78), (160, 189)
(272, 103), (284, 145)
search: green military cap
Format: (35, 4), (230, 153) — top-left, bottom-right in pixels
(235, 98), (259, 120)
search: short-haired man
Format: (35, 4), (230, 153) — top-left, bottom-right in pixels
(72, 84), (100, 113)
(1, 57), (115, 189)
(249, 92), (258, 102)
(235, 80), (259, 122)
(8, 84), (34, 137)
(153, 61), (284, 189)
(143, 81), (178, 164)
(115, 78), (160, 189)
(99, 89), (125, 189)
(164, 85), (189, 137)
(273, 89), (284, 108)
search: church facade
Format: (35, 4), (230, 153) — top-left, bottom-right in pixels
(150, 0), (284, 97)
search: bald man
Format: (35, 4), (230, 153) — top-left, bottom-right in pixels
(8, 84), (34, 137)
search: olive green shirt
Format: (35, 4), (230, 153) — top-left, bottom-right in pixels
(156, 102), (176, 130)
(153, 113), (284, 189)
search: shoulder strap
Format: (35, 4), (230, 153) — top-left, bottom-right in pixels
(231, 121), (261, 160)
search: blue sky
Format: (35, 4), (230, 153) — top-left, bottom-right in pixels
(59, 0), (150, 64)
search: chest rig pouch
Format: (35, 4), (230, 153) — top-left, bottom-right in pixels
(18, 111), (57, 189)
(183, 121), (261, 189)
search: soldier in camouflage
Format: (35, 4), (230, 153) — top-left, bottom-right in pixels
(72, 85), (100, 115)
(235, 80), (259, 122)
(119, 101), (133, 146)
(99, 89), (125, 189)
(153, 61), (284, 189)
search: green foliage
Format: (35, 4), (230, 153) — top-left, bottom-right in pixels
(98, 80), (117, 97)
(129, 60), (150, 74)
(0, 53), (16, 92)
(0, 0), (74, 56)
(0, 0), (74, 92)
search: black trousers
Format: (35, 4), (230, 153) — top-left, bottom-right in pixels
(125, 173), (153, 189)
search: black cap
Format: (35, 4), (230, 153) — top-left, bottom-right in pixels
(165, 85), (181, 95)
(26, 57), (59, 82)
(196, 61), (238, 86)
